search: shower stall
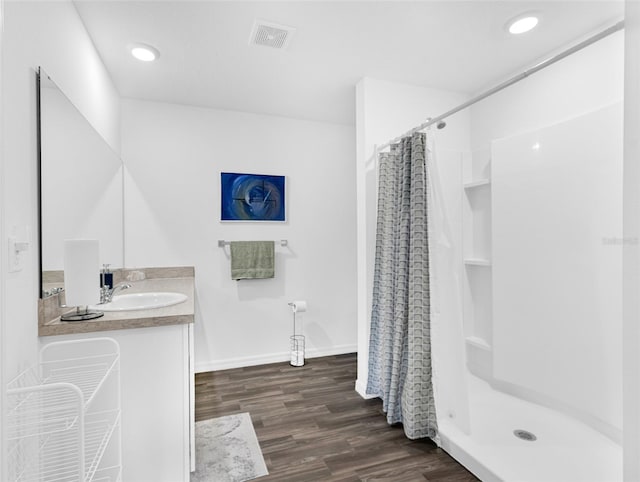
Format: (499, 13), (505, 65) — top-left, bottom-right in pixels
(439, 97), (624, 481)
(356, 20), (629, 482)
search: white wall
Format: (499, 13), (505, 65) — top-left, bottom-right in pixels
(470, 31), (624, 152)
(121, 99), (357, 371)
(2, 0), (120, 381)
(0, 0), (6, 478)
(623, 0), (640, 478)
(355, 77), (472, 431)
(470, 30), (624, 437)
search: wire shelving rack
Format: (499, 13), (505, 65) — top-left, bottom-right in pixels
(7, 337), (122, 482)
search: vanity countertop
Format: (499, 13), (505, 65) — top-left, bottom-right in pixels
(39, 276), (195, 337)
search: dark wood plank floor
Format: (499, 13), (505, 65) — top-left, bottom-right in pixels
(195, 353), (479, 481)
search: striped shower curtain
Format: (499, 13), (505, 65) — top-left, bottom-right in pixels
(366, 132), (438, 441)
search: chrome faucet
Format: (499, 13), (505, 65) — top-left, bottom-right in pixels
(101, 282), (132, 304)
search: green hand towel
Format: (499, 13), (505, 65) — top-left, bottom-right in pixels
(230, 241), (275, 280)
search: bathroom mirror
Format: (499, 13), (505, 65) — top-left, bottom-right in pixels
(38, 68), (124, 298)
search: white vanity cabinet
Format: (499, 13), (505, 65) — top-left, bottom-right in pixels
(41, 323), (194, 482)
(113, 323), (194, 482)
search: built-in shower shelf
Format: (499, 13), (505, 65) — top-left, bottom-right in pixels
(465, 336), (491, 351)
(463, 179), (491, 190)
(464, 258), (492, 267)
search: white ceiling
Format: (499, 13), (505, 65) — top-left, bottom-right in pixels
(73, 1), (624, 125)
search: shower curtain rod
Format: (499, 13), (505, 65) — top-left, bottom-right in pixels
(376, 20), (625, 152)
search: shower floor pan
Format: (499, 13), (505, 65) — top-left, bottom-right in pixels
(439, 375), (622, 482)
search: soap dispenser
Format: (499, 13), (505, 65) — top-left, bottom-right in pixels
(100, 264), (113, 290)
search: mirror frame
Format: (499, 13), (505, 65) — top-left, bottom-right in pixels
(37, 68), (43, 297)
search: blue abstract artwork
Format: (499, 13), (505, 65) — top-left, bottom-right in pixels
(221, 173), (285, 221)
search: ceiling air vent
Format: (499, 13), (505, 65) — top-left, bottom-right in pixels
(249, 20), (296, 50)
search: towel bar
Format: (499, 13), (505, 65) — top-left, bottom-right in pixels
(218, 240), (288, 248)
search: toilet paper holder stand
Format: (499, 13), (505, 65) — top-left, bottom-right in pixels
(288, 302), (305, 367)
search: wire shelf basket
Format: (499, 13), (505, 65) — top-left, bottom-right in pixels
(6, 338), (122, 482)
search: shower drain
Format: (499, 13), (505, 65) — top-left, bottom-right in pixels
(513, 429), (537, 441)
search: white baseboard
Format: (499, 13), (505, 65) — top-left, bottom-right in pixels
(195, 344), (357, 373)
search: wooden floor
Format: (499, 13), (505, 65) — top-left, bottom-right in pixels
(195, 353), (478, 481)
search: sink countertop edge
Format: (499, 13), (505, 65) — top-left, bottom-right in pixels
(39, 276), (195, 337)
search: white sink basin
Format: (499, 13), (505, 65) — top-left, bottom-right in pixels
(92, 292), (188, 312)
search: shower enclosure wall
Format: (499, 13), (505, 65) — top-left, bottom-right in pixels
(356, 27), (624, 482)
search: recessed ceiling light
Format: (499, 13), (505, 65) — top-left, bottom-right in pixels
(130, 44), (160, 62)
(507, 14), (540, 35)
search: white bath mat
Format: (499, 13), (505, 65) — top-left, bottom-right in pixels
(191, 412), (268, 482)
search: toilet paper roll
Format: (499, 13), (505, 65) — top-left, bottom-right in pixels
(64, 239), (100, 307)
(290, 300), (307, 313)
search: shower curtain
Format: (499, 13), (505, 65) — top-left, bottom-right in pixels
(366, 131), (438, 441)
